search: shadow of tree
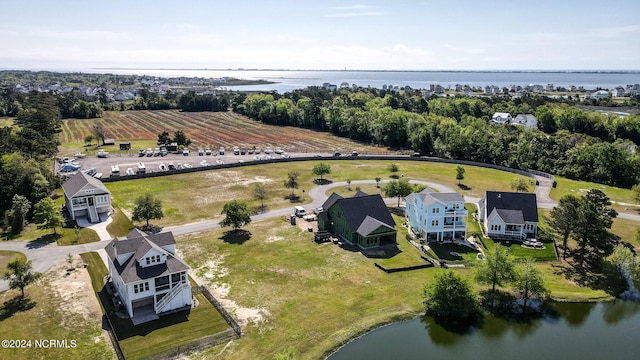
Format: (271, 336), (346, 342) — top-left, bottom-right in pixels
(360, 245), (401, 259)
(27, 233), (61, 249)
(457, 184), (472, 191)
(284, 194), (301, 203)
(313, 179), (333, 185)
(219, 229), (251, 245)
(550, 259), (625, 297)
(0, 295), (36, 321)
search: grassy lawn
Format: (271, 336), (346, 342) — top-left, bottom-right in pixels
(375, 215), (429, 269)
(0, 259), (113, 360)
(550, 175), (634, 205)
(2, 222), (100, 246)
(0, 251), (27, 272)
(80, 252), (231, 360)
(105, 206), (135, 238)
(173, 216), (613, 360)
(107, 160), (534, 227)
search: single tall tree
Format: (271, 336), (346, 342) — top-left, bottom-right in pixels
(383, 178), (413, 207)
(455, 165), (465, 185)
(573, 189), (617, 267)
(547, 194), (581, 260)
(4, 194), (31, 233)
(132, 194), (164, 228)
(33, 197), (64, 235)
(3, 258), (42, 298)
(173, 130), (191, 147)
(513, 257), (548, 313)
(91, 124), (106, 145)
(312, 162), (331, 182)
(423, 270), (480, 322)
(221, 200), (252, 230)
(253, 183), (267, 213)
(157, 131), (171, 145)
(475, 245), (515, 312)
(284, 172), (300, 198)
(375, 177), (382, 188)
(510, 177), (529, 192)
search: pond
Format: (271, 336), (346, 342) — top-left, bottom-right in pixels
(327, 301), (640, 360)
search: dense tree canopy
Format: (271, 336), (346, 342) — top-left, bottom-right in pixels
(423, 270), (480, 322)
(220, 200), (251, 230)
(132, 194), (164, 228)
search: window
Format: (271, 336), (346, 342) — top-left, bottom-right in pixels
(432, 207), (440, 214)
(431, 220), (439, 227)
(134, 284), (139, 293)
(452, 203), (460, 210)
(156, 255), (160, 263)
(146, 257), (150, 265)
(144, 282), (149, 291)
(96, 195), (108, 204)
(490, 224), (502, 232)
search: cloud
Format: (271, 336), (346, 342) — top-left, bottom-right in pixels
(324, 4), (384, 18)
(392, 44), (432, 56)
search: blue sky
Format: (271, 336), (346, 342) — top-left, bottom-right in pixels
(1, 0), (639, 70)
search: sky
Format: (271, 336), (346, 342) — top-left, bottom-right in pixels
(1, 0), (639, 71)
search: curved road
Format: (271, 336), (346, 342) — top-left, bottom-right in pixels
(2, 175), (638, 292)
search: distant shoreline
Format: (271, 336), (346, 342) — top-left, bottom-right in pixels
(89, 68), (640, 74)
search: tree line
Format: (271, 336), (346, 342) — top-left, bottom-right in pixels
(233, 87), (640, 188)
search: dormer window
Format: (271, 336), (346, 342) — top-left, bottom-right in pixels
(432, 207), (440, 214)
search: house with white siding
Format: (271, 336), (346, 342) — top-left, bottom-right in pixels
(405, 189), (468, 242)
(105, 229), (192, 324)
(478, 191), (538, 241)
(62, 172), (112, 223)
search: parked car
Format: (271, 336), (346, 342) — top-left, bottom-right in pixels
(351, 151), (359, 156)
(96, 150), (109, 158)
(138, 149), (146, 157)
(60, 163), (81, 172)
(219, 147), (225, 155)
(205, 149), (212, 156)
(333, 152), (341, 157)
(82, 167), (97, 176)
(183, 150), (190, 156)
(168, 162), (175, 170)
(198, 149), (204, 156)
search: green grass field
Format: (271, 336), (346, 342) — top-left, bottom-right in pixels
(550, 175), (635, 205)
(106, 160), (534, 227)
(0, 251), (27, 273)
(174, 216), (614, 360)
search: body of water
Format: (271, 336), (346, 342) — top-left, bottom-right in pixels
(327, 301), (640, 360)
(85, 69), (640, 93)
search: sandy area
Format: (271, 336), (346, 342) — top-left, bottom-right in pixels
(177, 247), (270, 327)
(46, 255), (110, 345)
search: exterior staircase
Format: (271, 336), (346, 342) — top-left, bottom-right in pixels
(88, 205), (99, 223)
(155, 282), (189, 314)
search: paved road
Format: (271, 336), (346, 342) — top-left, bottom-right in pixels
(3, 174), (638, 292)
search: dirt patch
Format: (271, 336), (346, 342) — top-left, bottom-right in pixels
(45, 255), (110, 345)
(177, 248), (270, 327)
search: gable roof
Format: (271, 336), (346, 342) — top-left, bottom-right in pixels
(328, 193), (395, 233)
(483, 191), (538, 223)
(356, 215), (395, 237)
(105, 230), (189, 284)
(62, 172), (110, 198)
(321, 192), (344, 211)
(407, 190), (463, 207)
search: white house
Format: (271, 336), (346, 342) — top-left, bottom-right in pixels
(490, 112), (513, 125)
(105, 229), (192, 324)
(513, 114), (538, 129)
(406, 189), (468, 242)
(478, 191), (538, 241)
(62, 172), (112, 223)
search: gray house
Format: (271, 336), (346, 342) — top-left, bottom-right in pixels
(62, 172), (112, 223)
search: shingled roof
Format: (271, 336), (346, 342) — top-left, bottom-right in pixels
(105, 230), (189, 284)
(325, 192), (395, 233)
(483, 191), (538, 223)
(62, 172), (110, 198)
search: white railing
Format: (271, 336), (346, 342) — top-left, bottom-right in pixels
(155, 282), (189, 314)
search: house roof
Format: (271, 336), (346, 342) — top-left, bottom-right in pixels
(492, 112), (512, 119)
(326, 193), (395, 234)
(407, 190), (463, 207)
(483, 191), (538, 223)
(105, 229), (189, 284)
(488, 208), (525, 224)
(321, 192), (344, 211)
(62, 172), (110, 198)
(356, 216), (394, 237)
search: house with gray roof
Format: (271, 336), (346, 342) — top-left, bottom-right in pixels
(318, 192), (396, 248)
(513, 114), (538, 129)
(105, 229), (192, 324)
(405, 189), (467, 242)
(478, 191), (538, 241)
(62, 172), (112, 223)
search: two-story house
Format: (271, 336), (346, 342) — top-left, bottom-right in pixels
(478, 191), (538, 241)
(405, 189), (468, 242)
(318, 192), (396, 249)
(105, 229), (192, 324)
(490, 112), (513, 125)
(62, 172), (112, 223)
